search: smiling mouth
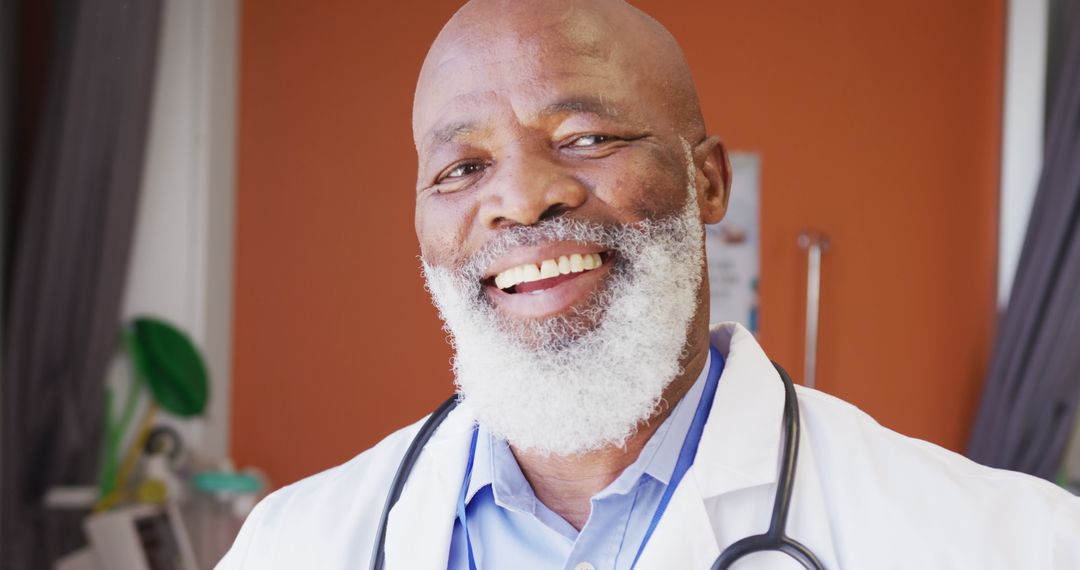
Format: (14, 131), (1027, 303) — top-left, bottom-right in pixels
(486, 252), (610, 294)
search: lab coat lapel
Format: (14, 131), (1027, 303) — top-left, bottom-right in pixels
(781, 429), (840, 568)
(696, 323), (787, 498)
(383, 403), (475, 570)
(705, 325), (838, 566)
(636, 323), (840, 567)
(633, 475), (722, 568)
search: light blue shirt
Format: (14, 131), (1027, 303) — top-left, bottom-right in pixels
(449, 350), (712, 570)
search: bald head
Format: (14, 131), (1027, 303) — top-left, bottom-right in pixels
(412, 0), (706, 149)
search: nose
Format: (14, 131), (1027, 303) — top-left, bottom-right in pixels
(478, 147), (588, 229)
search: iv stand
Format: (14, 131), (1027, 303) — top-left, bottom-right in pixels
(797, 231), (828, 389)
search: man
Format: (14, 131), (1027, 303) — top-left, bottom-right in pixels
(219, 0), (1080, 568)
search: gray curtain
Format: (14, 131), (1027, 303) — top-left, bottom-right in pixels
(1, 0), (162, 567)
(967, 9), (1080, 479)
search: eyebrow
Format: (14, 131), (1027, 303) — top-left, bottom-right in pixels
(539, 96), (621, 120)
(428, 122), (478, 150)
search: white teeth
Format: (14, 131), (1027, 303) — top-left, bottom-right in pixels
(540, 259), (559, 279)
(492, 252), (605, 290)
(522, 264), (541, 282)
(569, 253), (584, 272)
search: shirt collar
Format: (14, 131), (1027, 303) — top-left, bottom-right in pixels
(462, 424), (495, 504)
(463, 347), (713, 506)
(464, 427), (539, 514)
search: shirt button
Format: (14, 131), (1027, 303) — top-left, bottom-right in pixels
(574, 563), (596, 570)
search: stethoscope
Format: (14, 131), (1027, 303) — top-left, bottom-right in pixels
(369, 358), (825, 570)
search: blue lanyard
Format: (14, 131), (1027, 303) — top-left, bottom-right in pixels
(455, 346), (725, 570)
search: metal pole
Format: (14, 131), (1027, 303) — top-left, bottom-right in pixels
(797, 232), (828, 389)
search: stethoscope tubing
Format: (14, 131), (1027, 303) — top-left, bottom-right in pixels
(711, 362), (824, 569)
(369, 395), (460, 570)
(370, 362), (824, 570)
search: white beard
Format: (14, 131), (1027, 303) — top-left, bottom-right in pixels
(421, 156), (705, 457)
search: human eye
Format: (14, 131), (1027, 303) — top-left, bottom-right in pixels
(436, 161), (487, 185)
(566, 134), (619, 148)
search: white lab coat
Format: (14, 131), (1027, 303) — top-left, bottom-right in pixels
(218, 323), (1080, 569)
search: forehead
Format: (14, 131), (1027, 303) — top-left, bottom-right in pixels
(412, 21), (646, 147)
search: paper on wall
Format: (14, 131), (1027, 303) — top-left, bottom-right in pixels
(705, 152), (760, 332)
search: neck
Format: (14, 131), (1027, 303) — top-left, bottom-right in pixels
(510, 331), (711, 530)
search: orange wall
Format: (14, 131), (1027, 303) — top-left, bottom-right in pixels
(233, 0), (1003, 487)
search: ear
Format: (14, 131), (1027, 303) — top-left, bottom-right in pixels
(694, 135), (732, 225)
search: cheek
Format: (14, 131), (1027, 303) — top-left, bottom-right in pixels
(591, 152), (688, 222)
(415, 195), (476, 267)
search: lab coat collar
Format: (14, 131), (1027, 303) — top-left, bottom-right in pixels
(633, 322), (813, 568)
(383, 400), (477, 569)
(693, 322), (787, 498)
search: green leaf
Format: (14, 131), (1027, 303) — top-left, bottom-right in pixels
(129, 317), (209, 417)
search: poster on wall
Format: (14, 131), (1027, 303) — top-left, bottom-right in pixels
(705, 152), (761, 332)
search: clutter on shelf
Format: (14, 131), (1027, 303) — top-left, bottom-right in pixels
(50, 317), (266, 570)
